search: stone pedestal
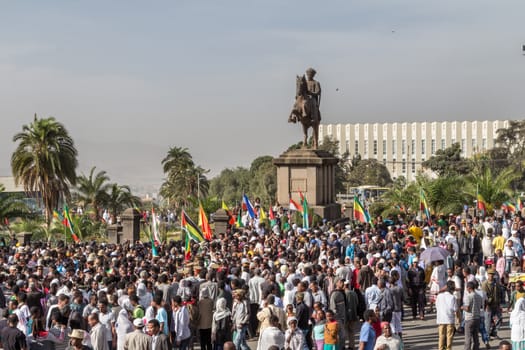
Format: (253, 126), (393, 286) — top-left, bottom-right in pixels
(213, 209), (231, 236)
(121, 208), (141, 243)
(107, 224), (123, 244)
(273, 149), (341, 221)
(17, 232), (32, 246)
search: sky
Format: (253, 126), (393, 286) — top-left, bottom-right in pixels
(1, 1), (525, 194)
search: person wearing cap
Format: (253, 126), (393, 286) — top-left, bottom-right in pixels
(482, 269), (502, 338)
(68, 329), (89, 350)
(123, 318), (151, 350)
(406, 257), (426, 320)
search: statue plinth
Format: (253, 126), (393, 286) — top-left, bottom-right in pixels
(273, 149), (341, 221)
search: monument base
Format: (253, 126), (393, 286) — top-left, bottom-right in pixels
(273, 148), (341, 221)
(311, 203), (342, 221)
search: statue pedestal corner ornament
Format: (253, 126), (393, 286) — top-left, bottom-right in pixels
(273, 149), (341, 221)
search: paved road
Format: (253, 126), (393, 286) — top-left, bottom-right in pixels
(191, 305), (511, 349)
(244, 307), (511, 350)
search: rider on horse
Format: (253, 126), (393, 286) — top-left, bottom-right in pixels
(303, 67), (321, 122)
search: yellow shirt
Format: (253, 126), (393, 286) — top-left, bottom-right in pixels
(492, 236), (505, 252)
(409, 226), (423, 245)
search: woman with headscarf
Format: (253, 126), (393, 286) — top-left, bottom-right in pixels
(510, 297), (525, 350)
(211, 298), (232, 350)
(115, 308), (133, 350)
(284, 317), (304, 350)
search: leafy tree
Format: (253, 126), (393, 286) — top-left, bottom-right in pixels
(11, 115), (78, 225)
(75, 167), (111, 220)
(425, 176), (466, 215)
(249, 156), (277, 205)
(0, 184), (30, 229)
(160, 146), (209, 208)
(465, 163), (519, 212)
(106, 183), (141, 219)
(421, 143), (472, 177)
(208, 167), (251, 205)
(347, 158), (393, 187)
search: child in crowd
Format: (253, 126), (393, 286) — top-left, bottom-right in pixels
(312, 309), (325, 350)
(324, 310), (339, 350)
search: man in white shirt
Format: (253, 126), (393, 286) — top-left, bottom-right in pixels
(436, 280), (458, 350)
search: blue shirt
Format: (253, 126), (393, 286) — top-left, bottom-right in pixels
(359, 322), (376, 350)
(156, 307), (169, 335)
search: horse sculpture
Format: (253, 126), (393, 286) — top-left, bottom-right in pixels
(288, 75), (320, 149)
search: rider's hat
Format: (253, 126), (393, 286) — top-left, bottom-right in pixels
(306, 67), (317, 74)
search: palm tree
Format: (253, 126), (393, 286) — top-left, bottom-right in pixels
(465, 165), (519, 212)
(106, 183), (141, 219)
(0, 184), (30, 229)
(160, 146), (209, 208)
(75, 166), (111, 220)
(11, 115), (78, 225)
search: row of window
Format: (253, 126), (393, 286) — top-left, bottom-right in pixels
(346, 138), (488, 155)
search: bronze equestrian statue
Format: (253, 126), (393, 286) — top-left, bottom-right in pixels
(288, 67), (321, 149)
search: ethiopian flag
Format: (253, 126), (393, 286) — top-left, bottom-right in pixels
(353, 196), (371, 224)
(63, 205), (80, 243)
(184, 232), (192, 261)
(477, 193), (487, 213)
(518, 197), (523, 211)
(419, 189), (431, 223)
(198, 203), (213, 241)
(181, 210), (204, 243)
(299, 192), (309, 229)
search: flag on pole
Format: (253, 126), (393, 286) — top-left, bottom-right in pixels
(419, 189), (431, 223)
(289, 198), (303, 213)
(181, 210), (204, 243)
(242, 194), (256, 219)
(259, 206), (267, 221)
(236, 209), (243, 228)
(63, 205), (80, 243)
(353, 196), (371, 224)
(299, 192), (309, 229)
(198, 203), (213, 241)
(477, 193), (487, 214)
(151, 207), (161, 244)
(502, 201), (516, 213)
(222, 201), (236, 225)
(184, 232), (192, 261)
(268, 206), (276, 226)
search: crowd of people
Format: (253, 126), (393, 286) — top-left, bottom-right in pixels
(0, 210), (524, 350)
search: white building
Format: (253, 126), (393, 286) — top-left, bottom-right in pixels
(319, 120), (510, 182)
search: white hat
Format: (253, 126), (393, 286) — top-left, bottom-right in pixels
(133, 319), (144, 328)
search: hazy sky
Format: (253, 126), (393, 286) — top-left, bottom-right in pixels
(1, 1), (525, 192)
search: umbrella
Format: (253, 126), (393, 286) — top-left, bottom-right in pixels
(420, 246), (449, 263)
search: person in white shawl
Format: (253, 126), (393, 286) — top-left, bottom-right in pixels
(211, 298), (232, 348)
(510, 297), (525, 350)
(115, 309), (133, 350)
(257, 315), (285, 350)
